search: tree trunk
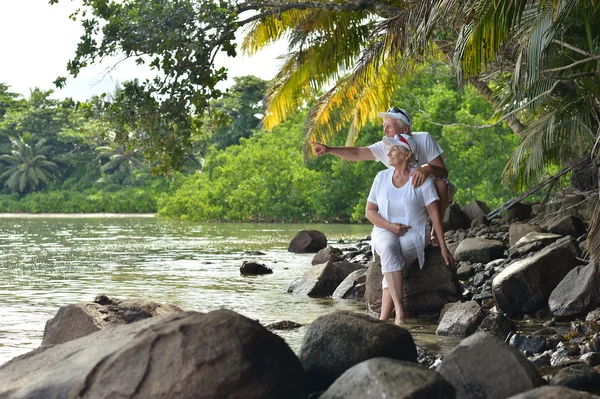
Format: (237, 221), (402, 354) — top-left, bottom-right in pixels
(469, 78), (525, 137)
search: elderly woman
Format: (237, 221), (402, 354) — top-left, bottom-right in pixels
(366, 134), (455, 325)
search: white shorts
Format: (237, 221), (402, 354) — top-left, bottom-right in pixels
(373, 229), (419, 289)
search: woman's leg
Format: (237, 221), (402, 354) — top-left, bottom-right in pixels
(383, 270), (405, 324)
(380, 288), (393, 321)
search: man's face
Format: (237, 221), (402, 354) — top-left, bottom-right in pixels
(382, 118), (406, 137)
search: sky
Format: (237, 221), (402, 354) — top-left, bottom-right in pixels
(0, 0), (288, 101)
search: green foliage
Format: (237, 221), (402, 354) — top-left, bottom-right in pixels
(209, 76), (267, 149)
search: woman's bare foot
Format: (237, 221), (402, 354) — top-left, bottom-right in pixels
(395, 309), (405, 325)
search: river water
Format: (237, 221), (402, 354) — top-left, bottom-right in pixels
(0, 216), (457, 366)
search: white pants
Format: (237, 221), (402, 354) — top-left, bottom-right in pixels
(373, 230), (419, 289)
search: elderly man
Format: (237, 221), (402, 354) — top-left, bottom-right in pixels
(311, 107), (454, 245)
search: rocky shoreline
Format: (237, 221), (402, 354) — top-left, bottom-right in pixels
(1, 189), (599, 398)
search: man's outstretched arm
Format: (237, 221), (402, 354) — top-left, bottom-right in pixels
(311, 141), (376, 162)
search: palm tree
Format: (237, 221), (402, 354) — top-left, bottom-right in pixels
(0, 136), (59, 194)
(96, 145), (145, 174)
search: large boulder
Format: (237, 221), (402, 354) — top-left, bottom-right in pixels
(436, 301), (485, 337)
(541, 215), (587, 239)
(288, 230), (328, 253)
(476, 312), (517, 341)
(507, 386), (600, 398)
(549, 262), (600, 319)
(505, 203), (532, 222)
(462, 200), (490, 223)
(0, 310), (307, 399)
(492, 237), (581, 316)
(444, 203), (471, 231)
(288, 260), (363, 297)
(549, 363), (600, 392)
(509, 232), (563, 258)
(509, 224), (545, 246)
(436, 332), (544, 399)
(42, 295), (183, 347)
(298, 311), (417, 392)
(332, 268), (367, 300)
(366, 248), (460, 316)
(319, 358), (455, 399)
(454, 238), (505, 264)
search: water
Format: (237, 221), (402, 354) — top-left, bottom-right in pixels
(0, 216), (457, 366)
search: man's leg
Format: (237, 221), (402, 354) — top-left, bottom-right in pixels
(430, 179), (449, 246)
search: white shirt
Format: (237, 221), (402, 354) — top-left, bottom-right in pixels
(367, 169), (439, 268)
(368, 132), (443, 168)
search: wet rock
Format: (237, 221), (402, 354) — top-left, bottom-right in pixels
(506, 386), (600, 398)
(508, 224), (546, 246)
(437, 332), (544, 399)
(332, 269), (367, 300)
(531, 351), (552, 366)
(476, 313), (516, 340)
(240, 261), (273, 276)
(365, 248), (460, 316)
(549, 262), (600, 319)
(299, 311), (417, 392)
(288, 230), (327, 253)
(42, 296), (183, 347)
(454, 238), (505, 264)
(549, 363), (600, 392)
(492, 237), (581, 316)
(265, 320), (304, 330)
(436, 300), (485, 337)
(473, 290), (493, 301)
(541, 215), (587, 239)
(509, 334), (547, 354)
(462, 200), (491, 223)
(289, 260), (363, 298)
(243, 250), (266, 256)
(1, 310), (307, 399)
(319, 358), (455, 399)
(312, 246), (343, 265)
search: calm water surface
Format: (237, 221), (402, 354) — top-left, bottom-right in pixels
(0, 216), (456, 365)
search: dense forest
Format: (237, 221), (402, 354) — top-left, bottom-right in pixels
(0, 64), (520, 221)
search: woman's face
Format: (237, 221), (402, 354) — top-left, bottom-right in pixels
(387, 145), (411, 166)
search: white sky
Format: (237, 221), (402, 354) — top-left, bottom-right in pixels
(0, 0), (288, 101)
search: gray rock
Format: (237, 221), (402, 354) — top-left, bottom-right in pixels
(299, 311), (417, 392)
(437, 332), (544, 399)
(509, 334), (547, 354)
(541, 215), (587, 239)
(462, 200), (490, 223)
(240, 261), (273, 275)
(332, 268), (367, 300)
(319, 358), (455, 399)
(456, 262), (475, 280)
(549, 363), (600, 392)
(312, 246), (343, 265)
(471, 215), (491, 228)
(509, 224), (546, 246)
(580, 352), (600, 367)
(288, 260), (357, 297)
(505, 203), (532, 222)
(365, 248), (460, 316)
(454, 238), (505, 264)
(476, 313), (516, 340)
(506, 386), (600, 398)
(288, 230), (327, 253)
(0, 310), (307, 399)
(333, 260), (365, 276)
(531, 352), (552, 366)
(586, 308), (600, 323)
(436, 301), (485, 337)
(42, 295), (183, 347)
(444, 203), (470, 231)
(492, 237), (581, 316)
(549, 262), (600, 319)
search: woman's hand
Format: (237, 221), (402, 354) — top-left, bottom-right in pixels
(388, 223), (411, 236)
(440, 246), (455, 268)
